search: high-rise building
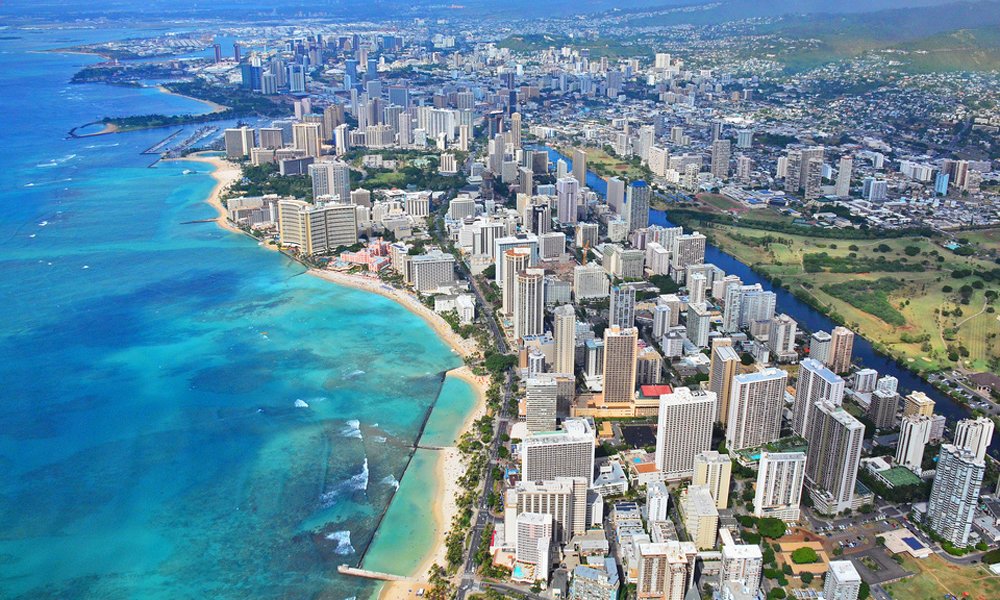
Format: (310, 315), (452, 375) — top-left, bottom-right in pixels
(572, 148), (587, 187)
(868, 390), (899, 430)
(224, 126), (255, 159)
(680, 485), (719, 550)
(636, 542), (698, 600)
(526, 376), (558, 434)
(805, 400), (864, 514)
(259, 127), (284, 149)
(626, 181), (650, 231)
(926, 444), (985, 547)
(770, 313), (798, 356)
(828, 327), (855, 374)
(954, 417), (995, 464)
(637, 347), (664, 386)
(688, 273), (707, 305)
(655, 388), (716, 480)
(685, 302), (712, 348)
(308, 161), (351, 202)
(505, 477), (589, 544)
(502, 248), (533, 315)
(726, 368), (788, 451)
(670, 233), (707, 281)
(711, 139), (731, 179)
(721, 543), (763, 598)
(824, 561), (861, 600)
(708, 339), (740, 426)
(810, 331), (832, 365)
(277, 199), (358, 254)
(792, 358), (845, 437)
(521, 418), (595, 483)
(835, 156), (853, 197)
(553, 304), (576, 375)
(693, 451), (732, 509)
(754, 451), (806, 521)
(602, 326), (638, 404)
(556, 176), (579, 224)
(292, 122), (323, 157)
(408, 250), (457, 292)
(896, 415), (932, 474)
(903, 391), (935, 417)
(513, 268), (545, 340)
(573, 264), (609, 300)
(736, 129), (753, 149)
(610, 285), (637, 329)
(607, 177), (625, 215)
(515, 512), (552, 578)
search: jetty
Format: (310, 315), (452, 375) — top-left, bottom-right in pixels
(337, 565), (412, 582)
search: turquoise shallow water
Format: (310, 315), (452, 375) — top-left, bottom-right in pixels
(0, 26), (470, 599)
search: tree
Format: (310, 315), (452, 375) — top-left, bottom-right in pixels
(790, 547), (819, 564)
(768, 588), (786, 600)
(758, 518), (787, 539)
(801, 572), (814, 585)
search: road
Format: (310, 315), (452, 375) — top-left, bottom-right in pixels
(430, 201), (515, 600)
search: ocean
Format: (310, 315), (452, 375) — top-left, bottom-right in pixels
(0, 25), (473, 599)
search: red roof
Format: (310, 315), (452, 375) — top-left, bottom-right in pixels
(640, 385), (673, 398)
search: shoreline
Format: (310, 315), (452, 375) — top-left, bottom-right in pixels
(155, 84), (229, 115)
(307, 269), (479, 360)
(379, 365), (488, 600)
(188, 155), (490, 595)
(165, 152), (244, 235)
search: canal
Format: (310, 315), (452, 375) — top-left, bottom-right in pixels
(535, 145), (996, 456)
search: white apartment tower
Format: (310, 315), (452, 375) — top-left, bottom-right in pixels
(655, 388), (716, 480)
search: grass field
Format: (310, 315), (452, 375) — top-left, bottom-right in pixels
(884, 554), (1000, 600)
(559, 145), (650, 182)
(705, 224), (1000, 373)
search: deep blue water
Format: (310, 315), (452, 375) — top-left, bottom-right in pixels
(536, 146), (995, 456)
(0, 27), (463, 599)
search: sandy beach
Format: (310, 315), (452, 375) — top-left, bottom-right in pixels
(156, 85), (229, 114)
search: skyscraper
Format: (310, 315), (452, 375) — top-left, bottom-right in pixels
(708, 338), (740, 426)
(693, 451), (732, 509)
(896, 415), (932, 474)
(791, 358), (845, 437)
(607, 177), (625, 215)
(224, 127), (255, 159)
(513, 268), (545, 340)
(292, 122), (322, 157)
(556, 176), (579, 224)
(626, 181), (650, 231)
(711, 139), (731, 179)
(828, 326), (855, 374)
(903, 391), (935, 417)
(954, 417), (995, 464)
(655, 388), (716, 480)
(308, 161), (351, 202)
(525, 376), (558, 434)
(553, 304), (576, 375)
(926, 444), (985, 547)
(835, 156), (853, 197)
(573, 148), (587, 187)
(754, 451), (806, 521)
(726, 368), (788, 451)
(804, 400), (864, 514)
(501, 248), (533, 315)
(602, 325), (638, 404)
(686, 302), (712, 348)
(609, 285), (636, 329)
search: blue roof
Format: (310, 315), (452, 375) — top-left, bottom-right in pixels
(903, 536), (925, 550)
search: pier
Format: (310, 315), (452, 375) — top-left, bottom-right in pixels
(337, 565), (412, 582)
